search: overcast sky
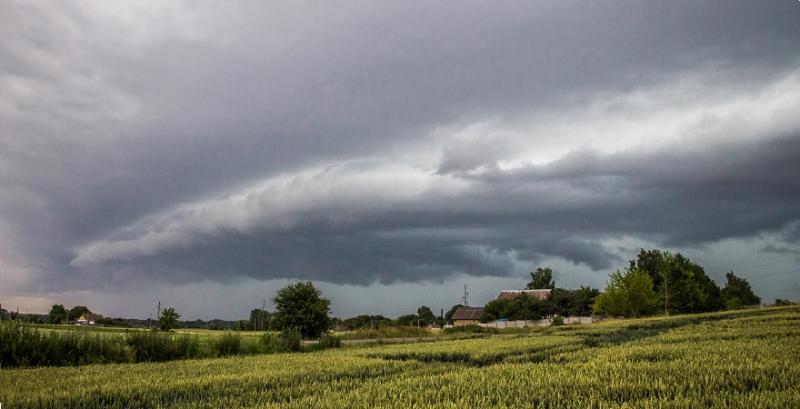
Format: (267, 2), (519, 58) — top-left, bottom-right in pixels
(2, 1), (800, 320)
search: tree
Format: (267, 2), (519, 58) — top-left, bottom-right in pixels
(416, 306), (436, 326)
(395, 314), (419, 326)
(158, 307), (181, 331)
(527, 267), (555, 290)
(249, 308), (271, 331)
(630, 249), (722, 314)
(593, 269), (658, 317)
(720, 271), (760, 309)
(48, 304), (67, 324)
(69, 306), (90, 320)
(444, 304), (463, 321)
(569, 286), (600, 316)
(272, 281), (332, 338)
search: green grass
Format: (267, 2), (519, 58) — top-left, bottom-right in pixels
(1, 306), (798, 408)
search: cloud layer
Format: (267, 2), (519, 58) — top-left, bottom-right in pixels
(2, 1), (800, 315)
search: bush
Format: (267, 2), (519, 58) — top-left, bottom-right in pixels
(551, 316), (565, 326)
(125, 331), (199, 362)
(318, 333), (342, 349)
(775, 299), (793, 306)
(0, 322), (130, 368)
(212, 332), (242, 356)
(258, 328), (303, 353)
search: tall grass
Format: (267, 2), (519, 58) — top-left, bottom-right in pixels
(0, 321), (130, 368)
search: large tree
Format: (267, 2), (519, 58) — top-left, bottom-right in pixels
(249, 308), (271, 331)
(630, 249), (722, 314)
(69, 306), (91, 320)
(416, 306), (436, 326)
(48, 304), (67, 324)
(444, 304), (463, 321)
(272, 281), (332, 338)
(527, 267), (555, 289)
(720, 271), (761, 308)
(593, 269), (658, 317)
(158, 307), (181, 331)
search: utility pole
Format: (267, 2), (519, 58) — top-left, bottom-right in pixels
(461, 284), (469, 307)
(157, 301), (161, 323)
(664, 273), (669, 316)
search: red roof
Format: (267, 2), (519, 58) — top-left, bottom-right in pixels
(496, 289), (551, 300)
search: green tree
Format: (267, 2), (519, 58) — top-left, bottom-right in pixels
(720, 271), (761, 309)
(48, 304), (67, 324)
(630, 249), (722, 314)
(527, 267), (555, 289)
(593, 269), (658, 317)
(416, 306), (436, 326)
(444, 304), (463, 321)
(568, 286), (600, 316)
(158, 307), (181, 331)
(249, 308), (270, 331)
(272, 281), (332, 338)
(69, 306), (91, 320)
(394, 314), (419, 326)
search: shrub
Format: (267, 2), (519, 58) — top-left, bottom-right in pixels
(212, 332), (242, 356)
(0, 322), (130, 368)
(279, 328), (303, 352)
(551, 316), (565, 326)
(125, 331), (200, 362)
(318, 333), (342, 349)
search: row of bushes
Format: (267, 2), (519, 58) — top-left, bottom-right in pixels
(0, 322), (342, 369)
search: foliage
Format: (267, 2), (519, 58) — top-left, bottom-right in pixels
(249, 308), (271, 331)
(416, 306), (436, 326)
(279, 327), (303, 352)
(551, 315), (565, 326)
(481, 294), (551, 322)
(721, 271), (761, 308)
(69, 306), (91, 320)
(48, 304), (67, 324)
(338, 325), (433, 340)
(318, 333), (342, 349)
(630, 249), (723, 314)
(526, 267), (555, 289)
(340, 315), (393, 330)
(0, 321), (131, 367)
(394, 314), (420, 326)
(775, 299), (794, 306)
(212, 332), (242, 356)
(593, 268), (658, 317)
(126, 331), (200, 362)
(273, 281), (332, 338)
(444, 304), (463, 321)
(158, 307), (181, 331)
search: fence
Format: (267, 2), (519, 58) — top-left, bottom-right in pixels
(478, 316), (602, 328)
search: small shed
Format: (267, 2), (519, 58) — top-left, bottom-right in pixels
(451, 307), (484, 327)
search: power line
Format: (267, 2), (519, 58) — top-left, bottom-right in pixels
(703, 253), (799, 272)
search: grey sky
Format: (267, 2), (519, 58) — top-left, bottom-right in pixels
(1, 1), (799, 319)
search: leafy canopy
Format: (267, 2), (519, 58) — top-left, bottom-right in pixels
(273, 281), (332, 338)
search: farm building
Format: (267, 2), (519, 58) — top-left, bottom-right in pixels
(451, 306), (484, 327)
(76, 313), (103, 325)
(496, 289), (551, 300)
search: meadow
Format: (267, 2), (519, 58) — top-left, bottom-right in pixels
(1, 306), (798, 408)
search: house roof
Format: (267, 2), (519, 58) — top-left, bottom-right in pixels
(451, 307), (484, 320)
(496, 289), (552, 301)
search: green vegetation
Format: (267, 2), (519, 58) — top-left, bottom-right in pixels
(272, 281), (332, 338)
(1, 306), (797, 408)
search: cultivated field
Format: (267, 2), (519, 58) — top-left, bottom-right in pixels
(1, 306), (798, 408)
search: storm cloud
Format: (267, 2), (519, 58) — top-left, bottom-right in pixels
(2, 1), (799, 317)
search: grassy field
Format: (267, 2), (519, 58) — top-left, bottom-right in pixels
(1, 306), (798, 408)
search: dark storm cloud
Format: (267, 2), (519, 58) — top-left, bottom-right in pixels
(2, 1), (800, 296)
